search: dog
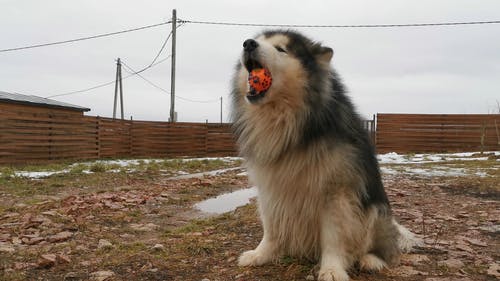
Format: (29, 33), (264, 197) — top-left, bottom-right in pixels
(230, 30), (419, 281)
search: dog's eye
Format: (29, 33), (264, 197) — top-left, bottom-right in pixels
(275, 46), (287, 53)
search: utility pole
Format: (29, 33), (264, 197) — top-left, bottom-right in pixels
(119, 59), (124, 120)
(169, 9), (177, 122)
(113, 58), (124, 119)
(220, 96), (223, 124)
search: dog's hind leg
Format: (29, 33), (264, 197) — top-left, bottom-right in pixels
(393, 219), (423, 253)
(359, 253), (386, 272)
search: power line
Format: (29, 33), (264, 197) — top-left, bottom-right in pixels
(121, 60), (219, 104)
(45, 56), (171, 98)
(178, 19), (500, 28)
(3, 18), (499, 54)
(0, 20), (172, 53)
(148, 29), (173, 68)
(176, 95), (219, 104)
(121, 60), (171, 94)
(45, 25), (175, 99)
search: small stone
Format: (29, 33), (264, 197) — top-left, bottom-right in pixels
(226, 256), (236, 263)
(56, 254), (71, 264)
(201, 279), (210, 281)
(152, 244), (164, 251)
(90, 270), (115, 281)
(306, 274), (315, 280)
(97, 239), (113, 249)
(38, 254), (57, 268)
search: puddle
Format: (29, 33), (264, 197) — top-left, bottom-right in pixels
(194, 187), (257, 215)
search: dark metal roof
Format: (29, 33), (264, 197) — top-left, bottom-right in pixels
(0, 91), (90, 112)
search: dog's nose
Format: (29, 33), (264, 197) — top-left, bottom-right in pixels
(243, 39), (258, 52)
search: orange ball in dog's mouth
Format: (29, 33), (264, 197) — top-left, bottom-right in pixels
(248, 68), (272, 95)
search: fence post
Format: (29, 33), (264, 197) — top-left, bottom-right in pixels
(96, 116), (101, 159)
(129, 119), (133, 157)
(205, 123), (209, 156)
(48, 113), (53, 160)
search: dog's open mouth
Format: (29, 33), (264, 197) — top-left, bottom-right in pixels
(244, 58), (263, 73)
(244, 59), (272, 102)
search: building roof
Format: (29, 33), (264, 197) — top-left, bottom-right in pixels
(0, 91), (90, 112)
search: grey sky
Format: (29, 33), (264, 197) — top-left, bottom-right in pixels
(1, 0), (499, 122)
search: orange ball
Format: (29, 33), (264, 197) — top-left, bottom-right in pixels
(248, 68), (272, 92)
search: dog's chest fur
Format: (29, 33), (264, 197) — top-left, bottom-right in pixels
(248, 144), (359, 258)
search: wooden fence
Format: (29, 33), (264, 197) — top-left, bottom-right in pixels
(376, 113), (500, 153)
(0, 106), (236, 164)
(2, 105), (499, 164)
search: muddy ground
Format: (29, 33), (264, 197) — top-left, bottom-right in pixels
(0, 157), (498, 281)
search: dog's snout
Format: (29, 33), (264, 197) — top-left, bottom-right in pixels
(243, 39), (258, 52)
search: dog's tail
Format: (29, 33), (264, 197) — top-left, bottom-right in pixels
(393, 220), (423, 253)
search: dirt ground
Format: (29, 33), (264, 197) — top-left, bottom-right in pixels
(0, 156), (498, 281)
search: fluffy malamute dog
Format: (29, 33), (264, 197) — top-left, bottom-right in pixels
(230, 30), (418, 281)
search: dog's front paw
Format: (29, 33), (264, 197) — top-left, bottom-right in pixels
(238, 249), (271, 266)
(318, 267), (350, 281)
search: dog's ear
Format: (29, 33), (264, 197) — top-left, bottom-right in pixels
(317, 46), (334, 63)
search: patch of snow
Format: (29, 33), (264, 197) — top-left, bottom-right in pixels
(377, 152), (408, 164)
(403, 167), (466, 177)
(475, 171), (489, 177)
(14, 170), (69, 179)
(178, 157), (243, 162)
(380, 167), (398, 175)
(168, 167), (243, 180)
(378, 151), (497, 165)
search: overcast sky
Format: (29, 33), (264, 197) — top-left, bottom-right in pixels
(1, 0), (499, 122)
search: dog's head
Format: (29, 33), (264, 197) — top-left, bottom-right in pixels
(235, 30), (334, 106)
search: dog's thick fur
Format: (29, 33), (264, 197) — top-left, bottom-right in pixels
(231, 30), (419, 281)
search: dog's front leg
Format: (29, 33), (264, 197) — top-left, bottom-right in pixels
(317, 215), (350, 281)
(238, 229), (278, 266)
(238, 200), (279, 267)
